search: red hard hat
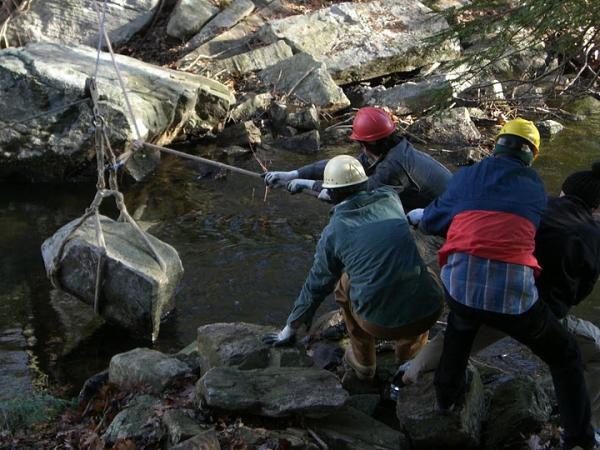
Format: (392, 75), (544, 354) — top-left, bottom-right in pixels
(349, 107), (396, 142)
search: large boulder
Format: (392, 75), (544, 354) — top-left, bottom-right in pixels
(109, 348), (191, 393)
(0, 43), (234, 182)
(408, 107), (481, 147)
(41, 215), (184, 339)
(396, 365), (485, 449)
(167, 0), (220, 40)
(259, 0), (460, 84)
(197, 366), (349, 417)
(483, 376), (552, 449)
(258, 53), (350, 113)
(6, 0), (160, 48)
(196, 322), (312, 372)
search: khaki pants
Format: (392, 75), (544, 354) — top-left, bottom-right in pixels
(335, 273), (440, 367)
(405, 314), (600, 429)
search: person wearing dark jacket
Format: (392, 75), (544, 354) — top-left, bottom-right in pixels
(263, 155), (443, 380)
(263, 107), (452, 210)
(408, 119), (595, 450)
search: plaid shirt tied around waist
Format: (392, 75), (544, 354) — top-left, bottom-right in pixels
(441, 252), (538, 315)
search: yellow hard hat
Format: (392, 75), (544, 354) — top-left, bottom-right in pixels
(322, 155), (368, 189)
(497, 118), (541, 156)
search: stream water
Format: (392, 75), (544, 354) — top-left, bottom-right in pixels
(0, 118), (599, 402)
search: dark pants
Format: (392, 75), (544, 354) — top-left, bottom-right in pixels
(434, 294), (594, 449)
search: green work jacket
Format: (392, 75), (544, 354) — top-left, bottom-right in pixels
(287, 188), (442, 329)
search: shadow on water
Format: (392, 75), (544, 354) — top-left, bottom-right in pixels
(0, 122), (599, 400)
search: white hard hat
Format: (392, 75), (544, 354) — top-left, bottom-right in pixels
(322, 155), (368, 189)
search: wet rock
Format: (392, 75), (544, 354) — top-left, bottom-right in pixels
(217, 145), (253, 159)
(209, 41), (293, 76)
(41, 215), (183, 339)
(308, 406), (408, 450)
(196, 322), (311, 372)
(103, 394), (162, 446)
(162, 409), (205, 446)
(309, 310), (346, 341)
(396, 365), (485, 449)
(258, 53), (350, 113)
(260, 0), (460, 85)
(6, 0), (160, 48)
(198, 366), (348, 417)
(0, 43), (234, 182)
(183, 0), (256, 52)
(224, 425), (318, 450)
(483, 376), (552, 450)
(49, 289), (104, 355)
(271, 103), (320, 132)
(408, 107), (481, 147)
(178, 15), (266, 67)
(347, 394), (381, 417)
(272, 130), (320, 154)
(358, 75), (455, 114)
(175, 341), (202, 375)
(567, 96), (600, 118)
(536, 119), (564, 138)
(322, 126), (351, 145)
(216, 121), (262, 146)
(109, 348), (191, 393)
(229, 93), (273, 123)
(167, 0), (220, 40)
(170, 430), (221, 450)
(309, 341), (344, 370)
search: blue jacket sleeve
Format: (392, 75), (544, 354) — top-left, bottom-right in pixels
(420, 177), (459, 237)
(286, 227), (343, 327)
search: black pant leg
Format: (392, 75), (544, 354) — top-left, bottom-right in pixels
(434, 309), (480, 409)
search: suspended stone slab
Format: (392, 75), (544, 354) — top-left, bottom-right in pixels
(183, 0), (256, 52)
(208, 41), (293, 77)
(49, 289), (105, 356)
(167, 0), (220, 40)
(6, 0), (160, 48)
(0, 43), (234, 183)
(308, 406), (409, 450)
(258, 53), (350, 113)
(396, 365), (485, 449)
(197, 366), (348, 417)
(109, 348), (191, 393)
(259, 0), (461, 85)
(41, 215), (183, 339)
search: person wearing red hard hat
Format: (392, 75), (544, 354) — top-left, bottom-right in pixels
(263, 107), (452, 210)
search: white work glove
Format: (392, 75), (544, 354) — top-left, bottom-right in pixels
(406, 208), (424, 226)
(262, 324), (296, 347)
(287, 179), (316, 194)
(262, 170), (299, 187)
(318, 189), (331, 202)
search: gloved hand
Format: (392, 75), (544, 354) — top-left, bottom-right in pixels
(262, 170), (299, 187)
(262, 324), (296, 347)
(318, 189), (332, 202)
(406, 208), (424, 226)
(287, 179), (316, 194)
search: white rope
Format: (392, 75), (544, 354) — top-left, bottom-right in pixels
(93, 0), (108, 81)
(91, 0), (143, 141)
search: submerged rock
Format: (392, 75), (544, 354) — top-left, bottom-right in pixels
(41, 215), (183, 339)
(198, 366), (349, 417)
(536, 119), (564, 138)
(0, 43), (234, 182)
(6, 0), (161, 48)
(396, 365), (485, 449)
(260, 0), (460, 84)
(109, 348), (191, 394)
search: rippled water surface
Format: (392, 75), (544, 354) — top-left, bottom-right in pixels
(0, 118), (599, 400)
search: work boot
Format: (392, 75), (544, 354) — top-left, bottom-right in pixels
(343, 346), (376, 381)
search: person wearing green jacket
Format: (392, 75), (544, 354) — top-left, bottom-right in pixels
(263, 155), (443, 380)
